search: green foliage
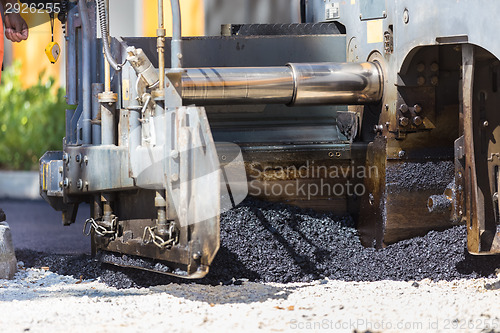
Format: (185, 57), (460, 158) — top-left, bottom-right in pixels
(0, 61), (67, 170)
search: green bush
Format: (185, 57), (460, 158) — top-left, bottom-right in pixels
(0, 61), (66, 170)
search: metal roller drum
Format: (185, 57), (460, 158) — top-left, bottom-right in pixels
(182, 67), (295, 105)
(287, 62), (384, 105)
(181, 62), (383, 106)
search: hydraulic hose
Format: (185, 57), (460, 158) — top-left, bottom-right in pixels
(96, 0), (124, 71)
(170, 0), (183, 69)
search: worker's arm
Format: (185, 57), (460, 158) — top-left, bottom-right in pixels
(0, 0), (28, 42)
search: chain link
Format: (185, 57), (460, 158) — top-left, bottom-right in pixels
(142, 224), (178, 249)
(83, 217), (118, 239)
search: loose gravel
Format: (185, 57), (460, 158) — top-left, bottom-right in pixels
(1, 264), (499, 333)
(14, 198), (500, 288)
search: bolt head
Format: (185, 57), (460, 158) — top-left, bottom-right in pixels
(414, 104), (423, 113)
(398, 150), (406, 158)
(399, 117), (409, 127)
(413, 116), (423, 126)
(403, 9), (409, 24)
(373, 124), (384, 133)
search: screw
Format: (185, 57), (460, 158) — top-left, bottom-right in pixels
(63, 178), (70, 188)
(403, 9), (409, 24)
(76, 179), (83, 190)
(62, 153), (69, 164)
(398, 150), (406, 158)
(414, 104), (423, 113)
(416, 63), (425, 73)
(192, 252), (201, 260)
(83, 156), (89, 164)
(75, 154), (82, 164)
(417, 76), (426, 86)
(171, 173), (179, 182)
(483, 120), (489, 128)
(374, 124), (384, 133)
(369, 193), (374, 206)
(170, 150), (179, 159)
(430, 62), (439, 72)
(431, 76), (439, 86)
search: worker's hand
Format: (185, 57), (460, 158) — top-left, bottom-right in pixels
(4, 12), (28, 42)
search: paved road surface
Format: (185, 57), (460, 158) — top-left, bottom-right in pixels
(0, 200), (90, 254)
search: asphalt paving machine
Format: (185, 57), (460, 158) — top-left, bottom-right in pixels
(40, 0), (500, 278)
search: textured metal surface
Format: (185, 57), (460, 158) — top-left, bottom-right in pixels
(230, 23), (345, 36)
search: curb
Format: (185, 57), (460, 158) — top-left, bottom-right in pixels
(0, 221), (17, 279)
(0, 171), (39, 200)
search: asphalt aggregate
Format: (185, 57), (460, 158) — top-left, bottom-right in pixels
(14, 198), (500, 289)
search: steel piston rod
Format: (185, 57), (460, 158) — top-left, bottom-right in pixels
(181, 62), (384, 106)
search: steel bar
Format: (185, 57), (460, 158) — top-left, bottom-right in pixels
(78, 0), (92, 144)
(91, 83), (104, 145)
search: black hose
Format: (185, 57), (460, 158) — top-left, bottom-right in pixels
(95, 0), (123, 71)
(300, 0), (306, 23)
